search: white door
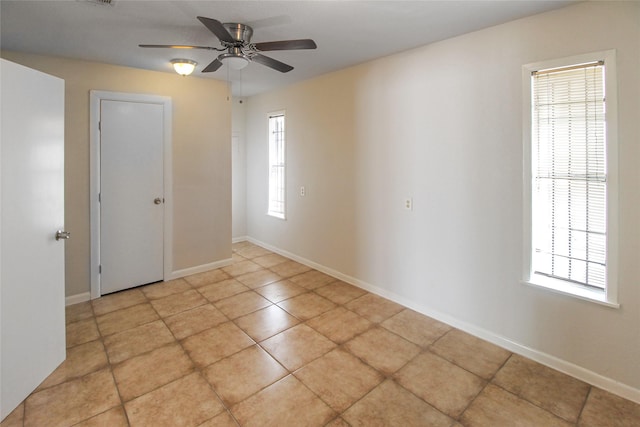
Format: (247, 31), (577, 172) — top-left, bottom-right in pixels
(100, 100), (164, 294)
(0, 59), (66, 420)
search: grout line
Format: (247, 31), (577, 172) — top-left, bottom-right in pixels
(391, 377), (457, 422)
(576, 386), (593, 425)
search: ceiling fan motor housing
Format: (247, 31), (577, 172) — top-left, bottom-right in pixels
(223, 23), (253, 45)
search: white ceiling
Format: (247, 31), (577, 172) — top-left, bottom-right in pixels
(1, 0), (574, 97)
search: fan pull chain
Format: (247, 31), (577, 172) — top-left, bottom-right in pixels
(226, 61), (231, 100)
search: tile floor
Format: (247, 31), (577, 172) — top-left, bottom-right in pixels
(3, 241), (640, 426)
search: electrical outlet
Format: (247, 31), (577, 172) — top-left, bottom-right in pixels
(300, 186), (306, 197)
(404, 197), (413, 211)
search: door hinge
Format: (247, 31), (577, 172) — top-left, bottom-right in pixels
(98, 193), (101, 203)
(98, 265), (102, 274)
(98, 121), (101, 131)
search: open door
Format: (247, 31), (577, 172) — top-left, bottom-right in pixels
(0, 59), (66, 420)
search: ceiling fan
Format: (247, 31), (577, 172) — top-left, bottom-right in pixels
(140, 16), (317, 73)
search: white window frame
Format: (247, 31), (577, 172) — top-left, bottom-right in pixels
(522, 50), (619, 307)
(267, 111), (286, 219)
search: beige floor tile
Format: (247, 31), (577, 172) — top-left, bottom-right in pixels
(287, 270), (335, 289)
(182, 321), (255, 368)
(92, 288), (147, 316)
(493, 354), (590, 422)
(24, 368), (120, 427)
(184, 269), (230, 288)
(203, 345), (288, 406)
(141, 278), (192, 300)
(343, 327), (420, 375)
(164, 304), (228, 340)
(103, 320), (175, 364)
(314, 280), (367, 305)
(222, 260), (263, 277)
(579, 387), (640, 426)
(214, 291), (272, 319)
(125, 373), (224, 427)
(395, 351), (485, 417)
(277, 292), (336, 320)
(66, 318), (100, 348)
(112, 343), (194, 401)
(381, 308), (452, 347)
(74, 406), (129, 427)
(231, 253), (247, 263)
(197, 411), (238, 427)
(431, 329), (511, 379)
(232, 241), (253, 251)
(65, 301), (94, 324)
(235, 245), (273, 259)
(235, 269), (283, 289)
(234, 304), (299, 342)
(252, 253), (289, 268)
(254, 280), (307, 303)
(198, 279), (250, 302)
(38, 340), (108, 390)
(306, 307), (372, 344)
(345, 293), (404, 323)
(96, 303), (159, 336)
(261, 324), (336, 371)
(295, 348), (384, 412)
(150, 289), (207, 318)
(460, 384), (571, 427)
(15, 254), (640, 427)
(342, 379), (452, 427)
(230, 375), (335, 427)
(1, 403), (23, 427)
(269, 260), (312, 278)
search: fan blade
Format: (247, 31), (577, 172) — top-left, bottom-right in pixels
(139, 44), (216, 50)
(253, 39), (317, 51)
(202, 58), (224, 73)
(197, 16), (235, 44)
(251, 54), (294, 73)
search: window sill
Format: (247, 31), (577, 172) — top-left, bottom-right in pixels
(267, 212), (286, 221)
(522, 276), (620, 309)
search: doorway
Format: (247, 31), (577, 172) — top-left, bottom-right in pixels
(89, 91), (173, 298)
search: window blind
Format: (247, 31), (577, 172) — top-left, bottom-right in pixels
(531, 62), (606, 289)
(268, 114), (285, 218)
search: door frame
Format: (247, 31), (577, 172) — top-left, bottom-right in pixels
(89, 91), (173, 299)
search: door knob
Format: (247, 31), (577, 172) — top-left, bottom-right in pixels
(55, 230), (71, 241)
(154, 198), (163, 205)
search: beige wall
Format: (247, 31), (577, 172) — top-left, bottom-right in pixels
(0, 51), (232, 297)
(244, 1), (640, 398)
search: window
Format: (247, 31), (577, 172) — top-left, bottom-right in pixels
(268, 112), (286, 219)
(523, 51), (618, 306)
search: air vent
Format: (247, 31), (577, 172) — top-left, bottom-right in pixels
(80, 0), (114, 6)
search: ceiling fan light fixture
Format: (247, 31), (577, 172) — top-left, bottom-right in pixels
(219, 53), (249, 70)
(171, 59), (197, 76)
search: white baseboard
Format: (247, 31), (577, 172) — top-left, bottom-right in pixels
(78, 259), (233, 301)
(246, 236), (640, 404)
(65, 292), (91, 306)
(402, 298), (640, 405)
(166, 258), (233, 281)
(232, 236), (248, 244)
